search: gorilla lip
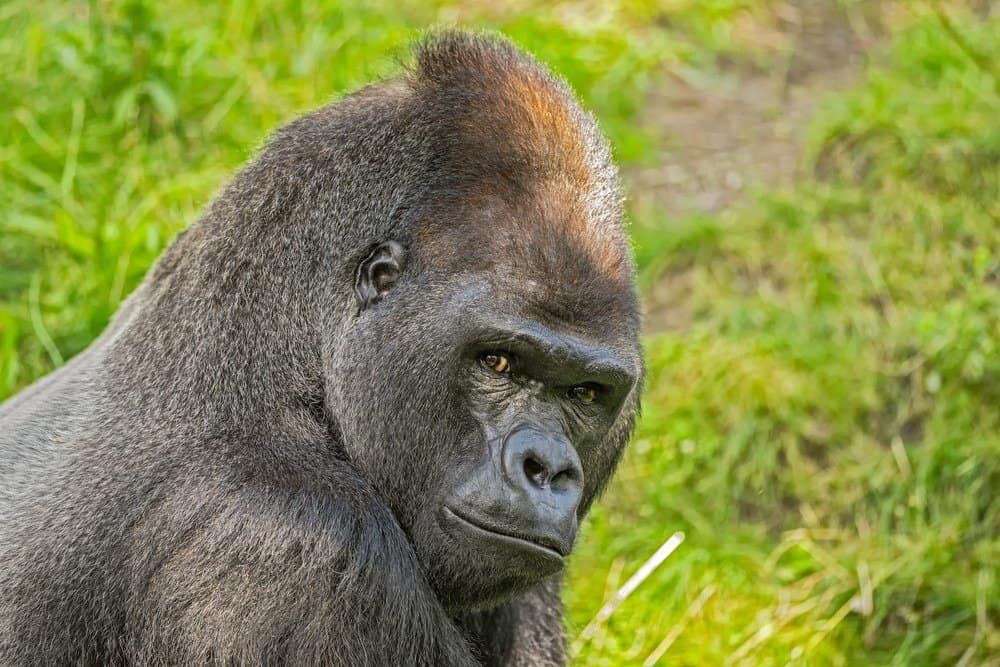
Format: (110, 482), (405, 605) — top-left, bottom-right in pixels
(441, 506), (568, 560)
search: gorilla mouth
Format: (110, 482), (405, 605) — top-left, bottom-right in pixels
(442, 506), (568, 560)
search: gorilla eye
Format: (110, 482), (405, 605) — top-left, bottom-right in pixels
(480, 352), (511, 374)
(568, 384), (598, 404)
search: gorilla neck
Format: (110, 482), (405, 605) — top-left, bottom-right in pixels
(98, 233), (338, 470)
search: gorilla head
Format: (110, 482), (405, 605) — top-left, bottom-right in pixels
(324, 34), (641, 610)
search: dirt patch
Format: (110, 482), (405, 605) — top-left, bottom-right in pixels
(634, 0), (887, 333)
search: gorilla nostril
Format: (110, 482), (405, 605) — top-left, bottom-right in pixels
(550, 468), (578, 491)
(523, 457), (548, 487)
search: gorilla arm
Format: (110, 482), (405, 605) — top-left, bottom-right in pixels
(127, 464), (476, 667)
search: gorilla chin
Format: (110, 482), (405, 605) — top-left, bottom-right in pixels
(434, 506), (566, 611)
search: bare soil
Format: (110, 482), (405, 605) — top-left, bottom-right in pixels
(634, 0), (887, 332)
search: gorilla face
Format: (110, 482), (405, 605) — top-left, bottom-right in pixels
(434, 312), (636, 608)
(328, 216), (639, 611)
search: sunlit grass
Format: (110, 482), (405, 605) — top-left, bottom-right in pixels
(569, 10), (999, 665)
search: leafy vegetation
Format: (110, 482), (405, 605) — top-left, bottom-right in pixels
(1, 1), (996, 664)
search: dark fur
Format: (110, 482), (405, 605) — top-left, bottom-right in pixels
(0, 31), (641, 666)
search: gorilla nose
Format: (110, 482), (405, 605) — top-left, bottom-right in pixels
(502, 426), (583, 550)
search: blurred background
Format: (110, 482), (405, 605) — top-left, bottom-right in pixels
(0, 1), (996, 664)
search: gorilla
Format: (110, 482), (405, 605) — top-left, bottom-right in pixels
(0, 31), (641, 666)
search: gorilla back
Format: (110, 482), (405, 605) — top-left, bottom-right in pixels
(0, 31), (641, 666)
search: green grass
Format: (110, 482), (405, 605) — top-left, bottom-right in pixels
(1, 1), (997, 664)
(568, 10), (999, 665)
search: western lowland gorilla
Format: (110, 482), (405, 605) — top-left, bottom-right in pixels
(0, 30), (641, 666)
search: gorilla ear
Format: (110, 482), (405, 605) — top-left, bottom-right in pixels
(355, 241), (406, 311)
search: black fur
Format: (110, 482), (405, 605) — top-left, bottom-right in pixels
(0, 31), (641, 666)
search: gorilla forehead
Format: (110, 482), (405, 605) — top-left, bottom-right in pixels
(403, 32), (633, 326)
(410, 186), (638, 342)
